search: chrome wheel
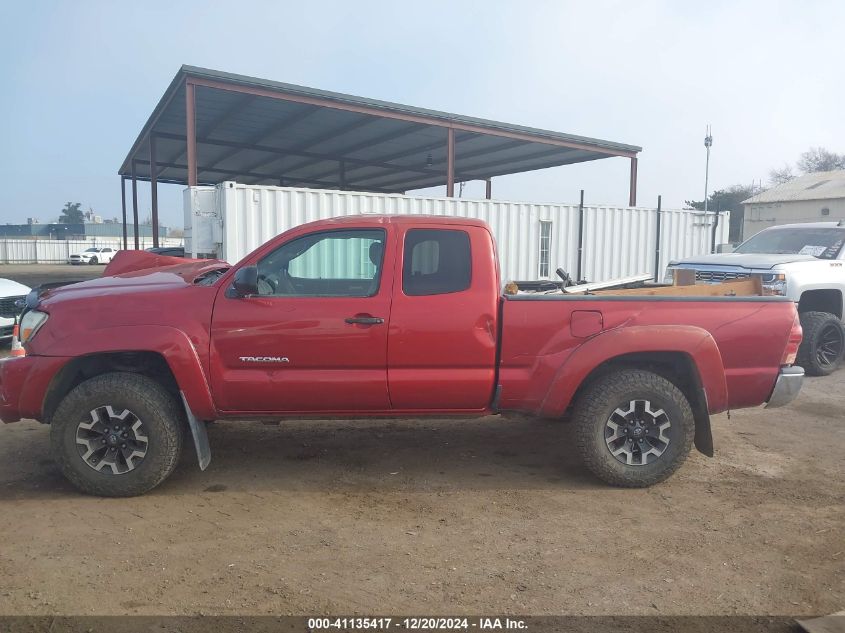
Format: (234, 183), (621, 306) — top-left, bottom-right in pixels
(75, 406), (148, 474)
(816, 322), (844, 369)
(605, 399), (671, 466)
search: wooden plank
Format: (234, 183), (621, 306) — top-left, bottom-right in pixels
(674, 268), (696, 286)
(591, 277), (762, 297)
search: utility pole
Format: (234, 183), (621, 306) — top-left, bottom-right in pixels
(703, 125), (717, 252)
(703, 125), (713, 213)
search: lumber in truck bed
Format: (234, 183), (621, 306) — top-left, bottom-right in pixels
(586, 276), (763, 297)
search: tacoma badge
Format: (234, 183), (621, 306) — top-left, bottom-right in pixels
(239, 356), (290, 363)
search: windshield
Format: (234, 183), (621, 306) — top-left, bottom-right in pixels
(734, 227), (845, 259)
(84, 248), (99, 253)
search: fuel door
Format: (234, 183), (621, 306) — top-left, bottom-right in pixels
(571, 310), (604, 338)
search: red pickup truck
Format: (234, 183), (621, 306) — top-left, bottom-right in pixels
(0, 216), (804, 496)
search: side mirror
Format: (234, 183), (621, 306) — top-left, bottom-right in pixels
(230, 266), (258, 297)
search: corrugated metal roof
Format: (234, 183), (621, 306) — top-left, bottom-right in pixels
(743, 170), (845, 204)
(118, 65), (641, 193)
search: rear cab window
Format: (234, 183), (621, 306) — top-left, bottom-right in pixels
(402, 229), (471, 296)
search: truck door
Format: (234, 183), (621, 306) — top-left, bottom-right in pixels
(209, 226), (394, 413)
(387, 225), (499, 410)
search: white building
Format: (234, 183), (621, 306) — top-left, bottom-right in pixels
(743, 170), (845, 239)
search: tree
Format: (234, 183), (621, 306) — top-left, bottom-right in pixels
(768, 164), (795, 185)
(58, 202), (83, 224)
(685, 184), (755, 243)
(796, 147), (845, 173)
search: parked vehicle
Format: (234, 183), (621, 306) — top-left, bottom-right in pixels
(1, 216), (803, 497)
(68, 247), (118, 265)
(145, 246), (185, 258)
(667, 221), (845, 376)
(0, 278), (31, 342)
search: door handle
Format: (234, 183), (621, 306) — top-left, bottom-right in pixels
(345, 316), (384, 325)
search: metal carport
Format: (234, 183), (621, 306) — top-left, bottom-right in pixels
(119, 65), (641, 249)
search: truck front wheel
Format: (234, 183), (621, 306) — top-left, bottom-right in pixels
(50, 372), (183, 497)
(574, 369), (694, 487)
(796, 311), (844, 376)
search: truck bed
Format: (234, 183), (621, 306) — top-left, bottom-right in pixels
(498, 293), (797, 416)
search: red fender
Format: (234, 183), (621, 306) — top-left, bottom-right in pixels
(41, 325), (216, 420)
(538, 325), (729, 418)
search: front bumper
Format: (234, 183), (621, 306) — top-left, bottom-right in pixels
(765, 366), (804, 408)
(0, 355), (70, 423)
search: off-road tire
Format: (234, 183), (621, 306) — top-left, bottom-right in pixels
(51, 372), (183, 497)
(796, 311), (845, 377)
(574, 369), (694, 487)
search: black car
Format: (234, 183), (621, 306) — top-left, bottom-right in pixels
(145, 246), (185, 258)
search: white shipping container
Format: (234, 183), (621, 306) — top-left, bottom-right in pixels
(185, 182), (729, 283)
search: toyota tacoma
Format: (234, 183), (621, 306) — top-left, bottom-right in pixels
(0, 216), (804, 496)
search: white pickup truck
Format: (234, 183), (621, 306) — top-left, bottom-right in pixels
(667, 221), (845, 376)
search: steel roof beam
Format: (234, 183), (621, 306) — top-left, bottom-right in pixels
(294, 122), (423, 180)
(132, 159), (401, 194)
(162, 93), (257, 173)
(365, 148), (589, 190)
(336, 137), (522, 185)
(153, 131), (458, 182)
(241, 115), (380, 175)
(202, 105), (321, 172)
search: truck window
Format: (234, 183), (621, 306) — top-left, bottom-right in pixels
(538, 221), (552, 278)
(256, 229), (385, 297)
(734, 227), (845, 259)
(402, 229), (471, 296)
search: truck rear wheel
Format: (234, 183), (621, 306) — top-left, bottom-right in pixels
(50, 372), (183, 497)
(573, 369), (694, 487)
(796, 311), (844, 376)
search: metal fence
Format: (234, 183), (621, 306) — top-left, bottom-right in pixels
(0, 238), (185, 264)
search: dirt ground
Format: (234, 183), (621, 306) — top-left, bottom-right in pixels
(0, 265), (842, 618)
(1, 263), (104, 289)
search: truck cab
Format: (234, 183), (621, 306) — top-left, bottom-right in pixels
(210, 216), (500, 414)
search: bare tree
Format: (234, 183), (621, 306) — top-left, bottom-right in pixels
(769, 164), (796, 185)
(796, 147), (845, 173)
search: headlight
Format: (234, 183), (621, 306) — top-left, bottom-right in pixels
(761, 273), (787, 296)
(19, 310), (48, 343)
(663, 268), (675, 284)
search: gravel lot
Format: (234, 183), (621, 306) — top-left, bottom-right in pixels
(0, 263), (104, 290)
(0, 265), (842, 618)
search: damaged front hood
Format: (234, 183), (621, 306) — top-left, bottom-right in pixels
(102, 250), (228, 278)
(671, 252), (817, 270)
(38, 254), (229, 309)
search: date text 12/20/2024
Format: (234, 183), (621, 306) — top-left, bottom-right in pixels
(306, 617), (528, 630)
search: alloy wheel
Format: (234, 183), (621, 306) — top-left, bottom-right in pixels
(605, 399), (671, 466)
(816, 323), (844, 369)
(75, 406), (149, 475)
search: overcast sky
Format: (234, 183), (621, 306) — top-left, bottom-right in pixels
(1, 0), (842, 228)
